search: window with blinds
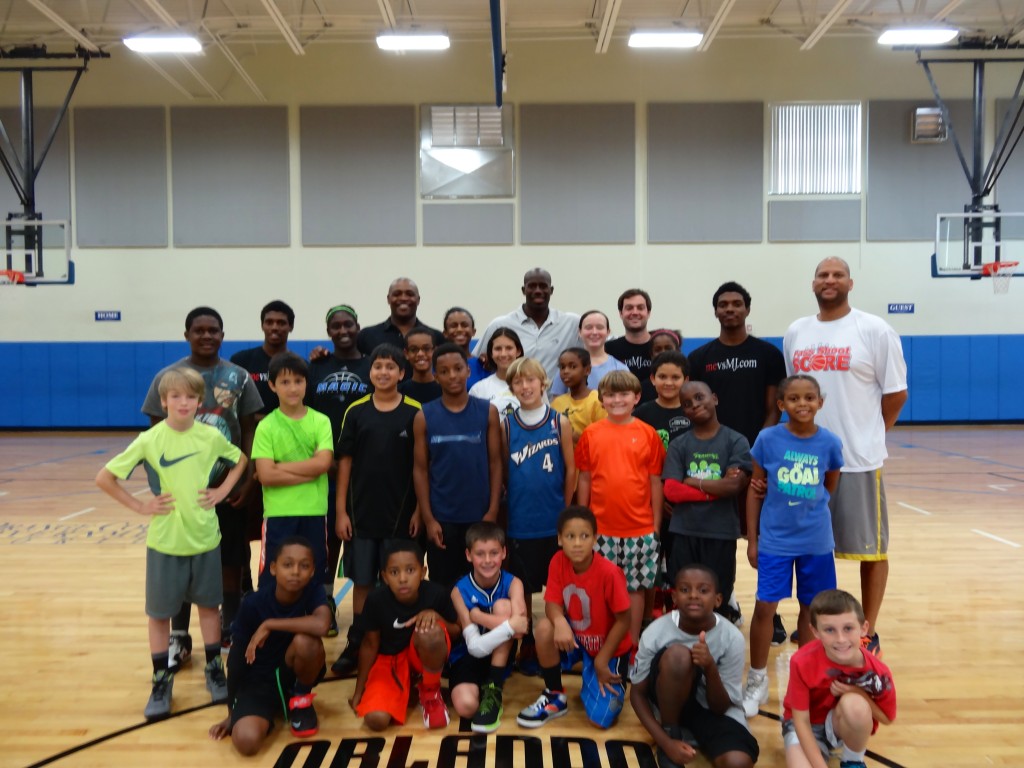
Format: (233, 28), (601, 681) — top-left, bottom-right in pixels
(770, 103), (862, 195)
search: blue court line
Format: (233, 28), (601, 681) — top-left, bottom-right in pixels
(895, 442), (1024, 472)
(334, 578), (353, 606)
(3, 448), (108, 473)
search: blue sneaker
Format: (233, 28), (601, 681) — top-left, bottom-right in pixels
(516, 689), (567, 728)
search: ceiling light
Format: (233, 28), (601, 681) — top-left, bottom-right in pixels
(124, 35), (202, 53)
(878, 27), (958, 46)
(376, 33), (450, 51)
(628, 31), (703, 49)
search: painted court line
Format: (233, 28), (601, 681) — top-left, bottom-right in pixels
(58, 507), (96, 521)
(896, 501), (932, 516)
(131, 489), (150, 497)
(971, 529), (1021, 548)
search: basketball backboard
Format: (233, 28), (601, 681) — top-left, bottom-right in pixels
(2, 219), (73, 285)
(931, 211), (1024, 279)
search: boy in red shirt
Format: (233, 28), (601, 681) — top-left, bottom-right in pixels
(575, 370), (666, 647)
(783, 589), (896, 768)
(516, 506), (631, 730)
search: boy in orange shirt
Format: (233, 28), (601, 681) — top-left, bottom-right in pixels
(575, 370), (666, 648)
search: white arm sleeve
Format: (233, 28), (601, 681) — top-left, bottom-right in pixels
(463, 621), (515, 658)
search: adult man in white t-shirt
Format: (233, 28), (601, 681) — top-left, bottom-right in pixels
(783, 257), (908, 656)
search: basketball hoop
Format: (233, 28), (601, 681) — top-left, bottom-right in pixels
(981, 261), (1018, 295)
(0, 269), (25, 286)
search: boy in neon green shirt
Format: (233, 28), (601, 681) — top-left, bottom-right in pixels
(97, 367), (248, 720)
(252, 352), (334, 595)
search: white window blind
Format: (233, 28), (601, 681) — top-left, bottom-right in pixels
(771, 103), (862, 194)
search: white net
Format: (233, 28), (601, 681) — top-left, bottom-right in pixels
(987, 262), (1018, 295)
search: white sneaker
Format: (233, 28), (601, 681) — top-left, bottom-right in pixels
(742, 673), (768, 718)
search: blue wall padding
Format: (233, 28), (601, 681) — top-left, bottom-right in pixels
(2, 336), (1021, 428)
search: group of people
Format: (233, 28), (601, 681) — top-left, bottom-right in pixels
(95, 258), (907, 768)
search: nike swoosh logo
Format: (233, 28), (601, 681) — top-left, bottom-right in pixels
(788, 500), (802, 506)
(290, 720), (304, 730)
(394, 618), (408, 629)
(159, 451), (199, 468)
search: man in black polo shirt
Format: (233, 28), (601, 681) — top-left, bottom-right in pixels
(356, 277), (444, 373)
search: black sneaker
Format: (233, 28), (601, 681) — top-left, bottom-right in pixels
(790, 629), (799, 644)
(144, 670), (174, 720)
(331, 643), (359, 677)
(288, 693), (319, 737)
(657, 724), (685, 768)
(205, 656), (228, 704)
(326, 595), (339, 638)
(471, 682), (503, 733)
(772, 614), (788, 646)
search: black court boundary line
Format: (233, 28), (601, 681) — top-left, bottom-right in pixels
(23, 677), (907, 768)
(756, 709), (906, 768)
(24, 676), (346, 768)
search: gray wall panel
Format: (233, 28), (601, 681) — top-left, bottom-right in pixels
(75, 107), (167, 247)
(866, 99), (972, 241)
(0, 107), (70, 223)
(170, 107), (289, 247)
(648, 102), (763, 243)
(768, 199), (861, 241)
(520, 104), (634, 244)
(300, 105), (415, 246)
(423, 204), (514, 245)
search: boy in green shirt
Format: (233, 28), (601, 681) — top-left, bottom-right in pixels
(252, 352), (334, 596)
(97, 367), (248, 720)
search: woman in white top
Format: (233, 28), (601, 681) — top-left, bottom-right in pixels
(468, 326), (524, 421)
(550, 309), (629, 395)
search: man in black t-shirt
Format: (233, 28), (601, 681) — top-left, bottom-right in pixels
(605, 288), (656, 402)
(230, 300), (295, 417)
(687, 281), (788, 642)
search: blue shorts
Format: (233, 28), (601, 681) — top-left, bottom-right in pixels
(560, 645), (629, 729)
(756, 551), (836, 605)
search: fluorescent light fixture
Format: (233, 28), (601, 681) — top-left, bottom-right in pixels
(878, 27), (958, 45)
(376, 33), (450, 51)
(124, 35), (202, 53)
(628, 30), (703, 49)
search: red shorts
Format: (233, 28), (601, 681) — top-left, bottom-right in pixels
(355, 626), (451, 724)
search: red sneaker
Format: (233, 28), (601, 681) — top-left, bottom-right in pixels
(288, 693), (319, 738)
(417, 684), (450, 729)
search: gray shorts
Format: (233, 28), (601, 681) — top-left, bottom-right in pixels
(782, 710), (841, 759)
(830, 469), (889, 561)
(146, 546), (223, 619)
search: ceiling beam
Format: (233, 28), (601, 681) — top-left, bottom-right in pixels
(258, 0), (305, 55)
(138, 55), (193, 99)
(24, 0), (101, 52)
(699, 0), (741, 51)
(595, 0), (622, 54)
(800, 0), (854, 50)
(138, 0), (178, 29)
(932, 0), (967, 20)
(376, 0), (397, 30)
(176, 55), (223, 101)
(204, 26), (267, 102)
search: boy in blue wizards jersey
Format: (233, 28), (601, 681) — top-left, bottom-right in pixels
(98, 367), (248, 720)
(449, 522), (529, 733)
(743, 374), (844, 718)
(502, 357), (575, 674)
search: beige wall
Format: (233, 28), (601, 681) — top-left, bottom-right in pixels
(1, 37), (1020, 342)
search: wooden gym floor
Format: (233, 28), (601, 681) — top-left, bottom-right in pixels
(1, 426), (1022, 768)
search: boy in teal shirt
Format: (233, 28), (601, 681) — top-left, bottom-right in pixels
(252, 352), (334, 595)
(97, 367), (248, 720)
